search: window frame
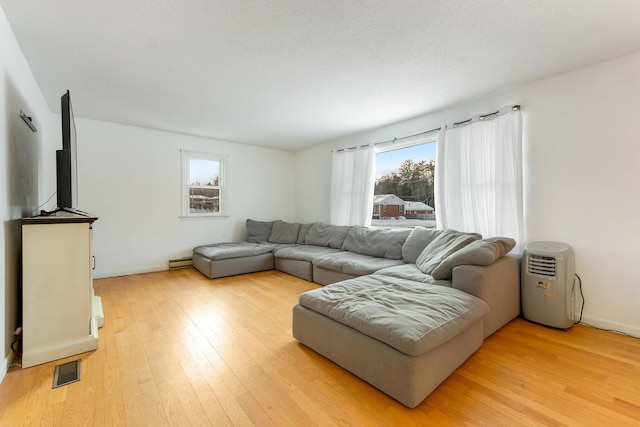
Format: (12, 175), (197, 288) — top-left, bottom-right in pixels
(373, 134), (437, 155)
(180, 150), (228, 219)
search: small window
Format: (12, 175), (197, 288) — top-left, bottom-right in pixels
(181, 150), (227, 217)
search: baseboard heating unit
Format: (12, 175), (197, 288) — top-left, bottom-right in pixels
(169, 257), (193, 269)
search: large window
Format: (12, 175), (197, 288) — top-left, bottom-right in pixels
(374, 138), (436, 228)
(181, 150), (227, 217)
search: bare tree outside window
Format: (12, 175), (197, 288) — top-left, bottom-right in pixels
(189, 159), (220, 213)
(181, 151), (227, 217)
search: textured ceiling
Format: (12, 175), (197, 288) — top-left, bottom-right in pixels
(3, 1), (640, 151)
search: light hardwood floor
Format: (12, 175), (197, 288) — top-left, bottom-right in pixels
(1, 268), (639, 426)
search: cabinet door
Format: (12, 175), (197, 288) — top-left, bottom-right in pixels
(22, 222), (93, 350)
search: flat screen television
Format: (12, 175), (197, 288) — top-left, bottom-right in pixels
(56, 90), (79, 212)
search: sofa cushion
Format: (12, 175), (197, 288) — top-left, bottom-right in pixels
(297, 223), (314, 244)
(342, 226), (411, 260)
(304, 223), (352, 249)
(401, 227), (443, 263)
(416, 229), (478, 274)
(430, 237), (516, 280)
(194, 241), (275, 261)
(312, 251), (405, 276)
(298, 274), (489, 357)
(268, 220), (302, 244)
(375, 264), (452, 287)
(246, 219), (274, 243)
(273, 244), (340, 262)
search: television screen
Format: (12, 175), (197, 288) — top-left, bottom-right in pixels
(56, 90), (78, 210)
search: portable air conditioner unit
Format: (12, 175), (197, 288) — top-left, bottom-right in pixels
(521, 242), (575, 329)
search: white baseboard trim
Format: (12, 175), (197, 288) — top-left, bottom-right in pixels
(1, 349), (13, 384)
(93, 264), (169, 280)
(577, 314), (640, 339)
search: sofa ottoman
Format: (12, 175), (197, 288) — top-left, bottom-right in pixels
(193, 241), (276, 279)
(292, 274), (490, 408)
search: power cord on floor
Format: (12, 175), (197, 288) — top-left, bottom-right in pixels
(573, 273), (584, 324)
(579, 321), (640, 339)
(571, 273), (640, 339)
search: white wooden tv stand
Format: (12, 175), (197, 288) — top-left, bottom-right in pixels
(21, 213), (104, 368)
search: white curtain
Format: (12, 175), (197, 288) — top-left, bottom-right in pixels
(330, 144), (375, 226)
(435, 108), (524, 251)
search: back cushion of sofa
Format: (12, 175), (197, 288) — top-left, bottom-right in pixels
(246, 219), (274, 243)
(342, 226), (411, 260)
(268, 220), (301, 244)
(430, 237), (516, 280)
(297, 223), (314, 244)
(402, 227), (443, 263)
(415, 229), (478, 275)
(304, 223), (352, 248)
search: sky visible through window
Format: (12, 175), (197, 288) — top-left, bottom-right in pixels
(189, 159), (219, 185)
(375, 142), (436, 179)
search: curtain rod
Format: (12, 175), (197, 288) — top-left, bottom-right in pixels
(335, 104), (520, 152)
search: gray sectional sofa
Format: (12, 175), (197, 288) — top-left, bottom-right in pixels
(193, 219), (521, 408)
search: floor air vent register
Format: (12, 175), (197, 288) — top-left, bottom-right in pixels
(52, 359), (82, 389)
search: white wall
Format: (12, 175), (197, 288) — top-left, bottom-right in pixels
(75, 118), (295, 278)
(0, 6), (54, 381)
(294, 50), (640, 337)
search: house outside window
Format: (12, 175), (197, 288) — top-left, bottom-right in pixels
(181, 150), (227, 217)
(374, 137), (436, 227)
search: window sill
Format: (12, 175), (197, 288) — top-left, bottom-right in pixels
(179, 214), (229, 221)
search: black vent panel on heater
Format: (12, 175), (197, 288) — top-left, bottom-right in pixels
(527, 255), (557, 278)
